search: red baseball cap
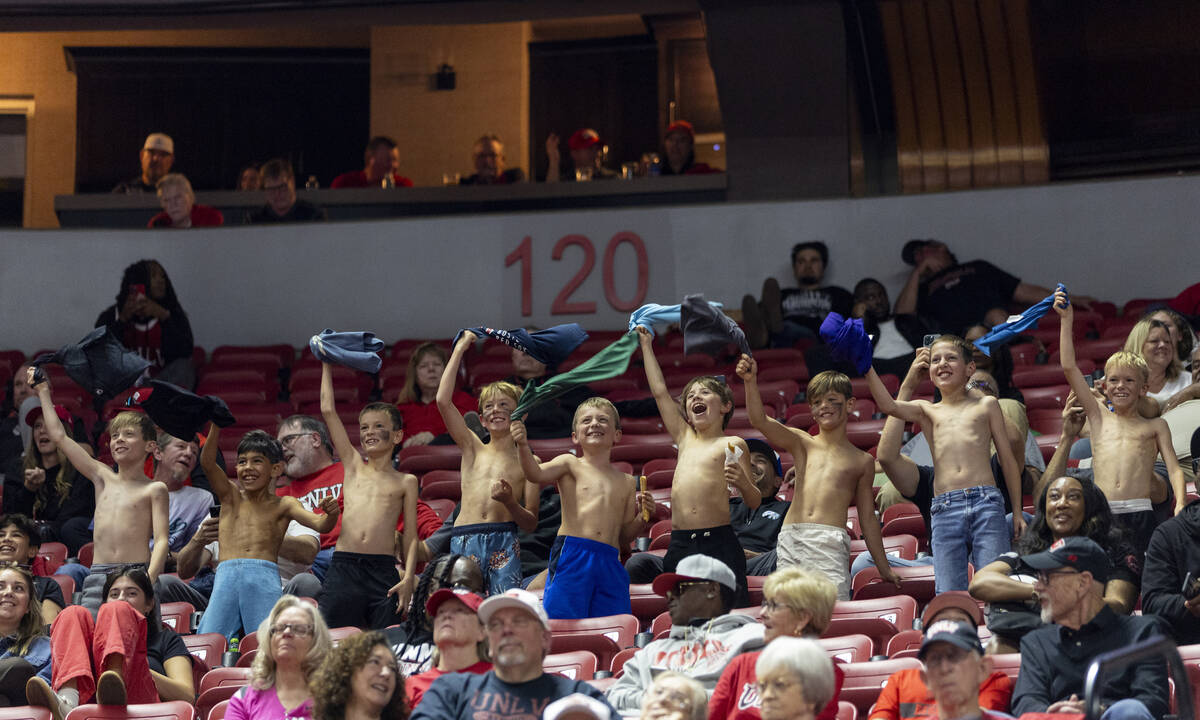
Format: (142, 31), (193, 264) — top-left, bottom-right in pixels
(567, 128), (601, 151)
(23, 404), (71, 428)
(426, 587), (485, 617)
(665, 120), (695, 139)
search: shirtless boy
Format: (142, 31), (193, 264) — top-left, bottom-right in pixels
(637, 326), (760, 604)
(1054, 290), (1185, 562)
(511, 398), (654, 618)
(197, 425), (339, 639)
(318, 363), (420, 627)
(29, 368), (168, 614)
(865, 336), (1024, 593)
(438, 331), (539, 593)
(737, 358), (899, 600)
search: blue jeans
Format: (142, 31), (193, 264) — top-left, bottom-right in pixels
(1100, 699), (1153, 720)
(930, 485), (1010, 593)
(56, 562), (89, 594)
(849, 549), (935, 578)
(197, 558), (281, 640)
(311, 547), (334, 582)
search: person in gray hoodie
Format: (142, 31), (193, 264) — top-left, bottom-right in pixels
(606, 555), (765, 711)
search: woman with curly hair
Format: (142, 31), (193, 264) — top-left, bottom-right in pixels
(312, 631), (407, 720)
(969, 475), (1139, 652)
(394, 343), (475, 448)
(226, 595), (332, 720)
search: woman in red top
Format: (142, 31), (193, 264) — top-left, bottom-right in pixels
(395, 343), (474, 448)
(709, 567), (843, 720)
(404, 588), (490, 708)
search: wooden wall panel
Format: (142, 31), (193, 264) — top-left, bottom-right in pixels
(899, 0), (947, 191)
(927, 0), (971, 189)
(879, 0), (924, 192)
(952, 0), (998, 187)
(1003, 0), (1049, 183)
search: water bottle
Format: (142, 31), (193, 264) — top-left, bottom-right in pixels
(381, 174), (395, 189)
(305, 175), (319, 190)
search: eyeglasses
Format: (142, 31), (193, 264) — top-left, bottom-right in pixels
(486, 614), (536, 632)
(760, 599), (789, 613)
(364, 655), (399, 675)
(666, 581), (714, 599)
(279, 432), (313, 447)
(755, 677), (801, 696)
(1035, 569), (1079, 585)
(270, 623), (314, 637)
(922, 645), (972, 669)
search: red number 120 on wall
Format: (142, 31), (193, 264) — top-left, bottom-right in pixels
(505, 232), (649, 316)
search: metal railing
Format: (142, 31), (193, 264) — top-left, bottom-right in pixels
(1083, 634), (1192, 720)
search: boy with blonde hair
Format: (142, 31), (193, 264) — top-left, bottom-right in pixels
(511, 397), (653, 618)
(637, 327), (760, 604)
(29, 368), (168, 614)
(439, 332), (540, 593)
(864, 335), (1024, 593)
(319, 363), (420, 627)
(737, 358), (899, 599)
(1054, 291), (1185, 562)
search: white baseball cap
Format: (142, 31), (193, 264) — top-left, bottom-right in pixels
(477, 588), (550, 630)
(543, 693), (612, 720)
(143, 133), (174, 154)
(652, 554), (737, 595)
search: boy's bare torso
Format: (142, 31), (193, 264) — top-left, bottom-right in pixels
(220, 494), (294, 562)
(922, 397), (996, 496)
(672, 433), (737, 530)
(338, 465), (412, 555)
(557, 458), (634, 547)
(92, 474), (160, 565)
(784, 439), (867, 528)
(1091, 412), (1161, 502)
(457, 442), (525, 526)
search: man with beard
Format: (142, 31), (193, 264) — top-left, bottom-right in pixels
(1012, 537), (1167, 720)
(850, 278), (929, 378)
(275, 415), (343, 581)
(742, 241), (853, 350)
(411, 588), (619, 720)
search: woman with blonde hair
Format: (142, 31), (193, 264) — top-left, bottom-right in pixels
(226, 595), (332, 720)
(709, 567), (842, 720)
(0, 564), (50, 707)
(1124, 317), (1196, 413)
(8, 405), (93, 548)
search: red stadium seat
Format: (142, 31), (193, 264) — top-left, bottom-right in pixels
(989, 652), (1021, 683)
(1122, 298), (1171, 318)
(331, 626), (363, 646)
(160, 602), (195, 634)
(38, 543), (67, 574)
(620, 417), (666, 435)
(836, 701), (857, 720)
(397, 453), (462, 474)
(182, 633), (226, 669)
(839, 658), (922, 715)
(851, 564), (951, 606)
(208, 702), (228, 720)
(641, 458), (676, 477)
(746, 575), (766, 605)
(610, 646), (640, 676)
(824, 596), (919, 655)
(611, 442), (677, 467)
(628, 584), (668, 628)
(1019, 384), (1071, 410)
(849, 534), (919, 567)
(51, 574), (75, 603)
(419, 469), (461, 489)
(210, 344), (294, 367)
(425, 499), (456, 520)
(528, 438), (577, 459)
(548, 614), (638, 669)
(197, 667), (251, 696)
(880, 503), (921, 526)
(420, 479), (462, 502)
(885, 628), (923, 658)
(542, 650), (598, 681)
(1027, 408), (1067, 436)
(1035, 434), (1062, 463)
(64, 701), (198, 720)
(0, 708), (53, 719)
(644, 469), (674, 490)
(817, 633), (874, 664)
(1013, 364), (1087, 389)
(78, 543), (93, 568)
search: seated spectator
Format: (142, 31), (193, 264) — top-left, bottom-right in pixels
(311, 630), (406, 720)
(226, 595), (331, 720)
(660, 121), (721, 176)
(916, 619), (1009, 720)
(753, 637), (835, 720)
(27, 567), (194, 718)
(152, 431), (212, 555)
(970, 475), (1139, 653)
(641, 673), (707, 720)
(246, 158), (327, 224)
(459, 135), (524, 185)
(1142, 494), (1200, 644)
(741, 240), (853, 350)
(94, 259), (196, 389)
(404, 588), (490, 708)
(545, 128), (616, 182)
(851, 278), (926, 378)
(411, 588), (619, 720)
(384, 553), (484, 677)
(0, 362), (38, 475)
(963, 323), (1023, 402)
(148, 173), (223, 228)
(0, 514), (67, 623)
(1145, 306), (1195, 370)
(3, 405), (94, 549)
(1012, 537), (1167, 719)
(331, 136), (413, 189)
(236, 163), (261, 191)
(0, 565), (51, 707)
(607, 555), (764, 712)
(395, 343), (474, 448)
(710, 567), (841, 720)
(893, 239), (1089, 334)
(1125, 316), (1200, 414)
(868, 592), (1013, 720)
(113, 133), (174, 194)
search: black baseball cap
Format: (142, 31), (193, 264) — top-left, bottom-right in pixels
(1022, 536), (1111, 583)
(744, 438), (783, 478)
(918, 619), (983, 660)
(901, 239), (937, 265)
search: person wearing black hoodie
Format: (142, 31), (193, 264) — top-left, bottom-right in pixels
(94, 259), (195, 390)
(1142, 497), (1200, 644)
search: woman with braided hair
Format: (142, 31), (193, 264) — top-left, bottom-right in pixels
(382, 554), (483, 676)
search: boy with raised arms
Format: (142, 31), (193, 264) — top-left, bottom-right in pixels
(737, 357), (899, 599)
(864, 335), (1024, 592)
(511, 397), (654, 618)
(319, 362), (421, 627)
(637, 326), (760, 604)
(197, 425), (338, 639)
(438, 331), (540, 593)
(29, 368), (168, 614)
(1054, 290), (1185, 563)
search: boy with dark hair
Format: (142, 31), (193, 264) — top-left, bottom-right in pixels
(318, 363), (420, 628)
(738, 359), (898, 599)
(197, 426), (339, 640)
(29, 368), (169, 614)
(864, 336), (1024, 592)
(1054, 291), (1186, 562)
(637, 327), (759, 604)
(439, 332), (540, 593)
(0, 513), (66, 622)
(511, 397), (653, 618)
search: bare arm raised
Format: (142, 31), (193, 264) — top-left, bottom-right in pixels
(736, 354), (812, 458)
(1054, 291), (1103, 425)
(637, 326), (687, 441)
(199, 424), (236, 504)
(511, 420), (573, 485)
(876, 349), (927, 497)
(320, 362), (359, 471)
(29, 369), (108, 482)
(438, 332), (482, 452)
(865, 367), (928, 424)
